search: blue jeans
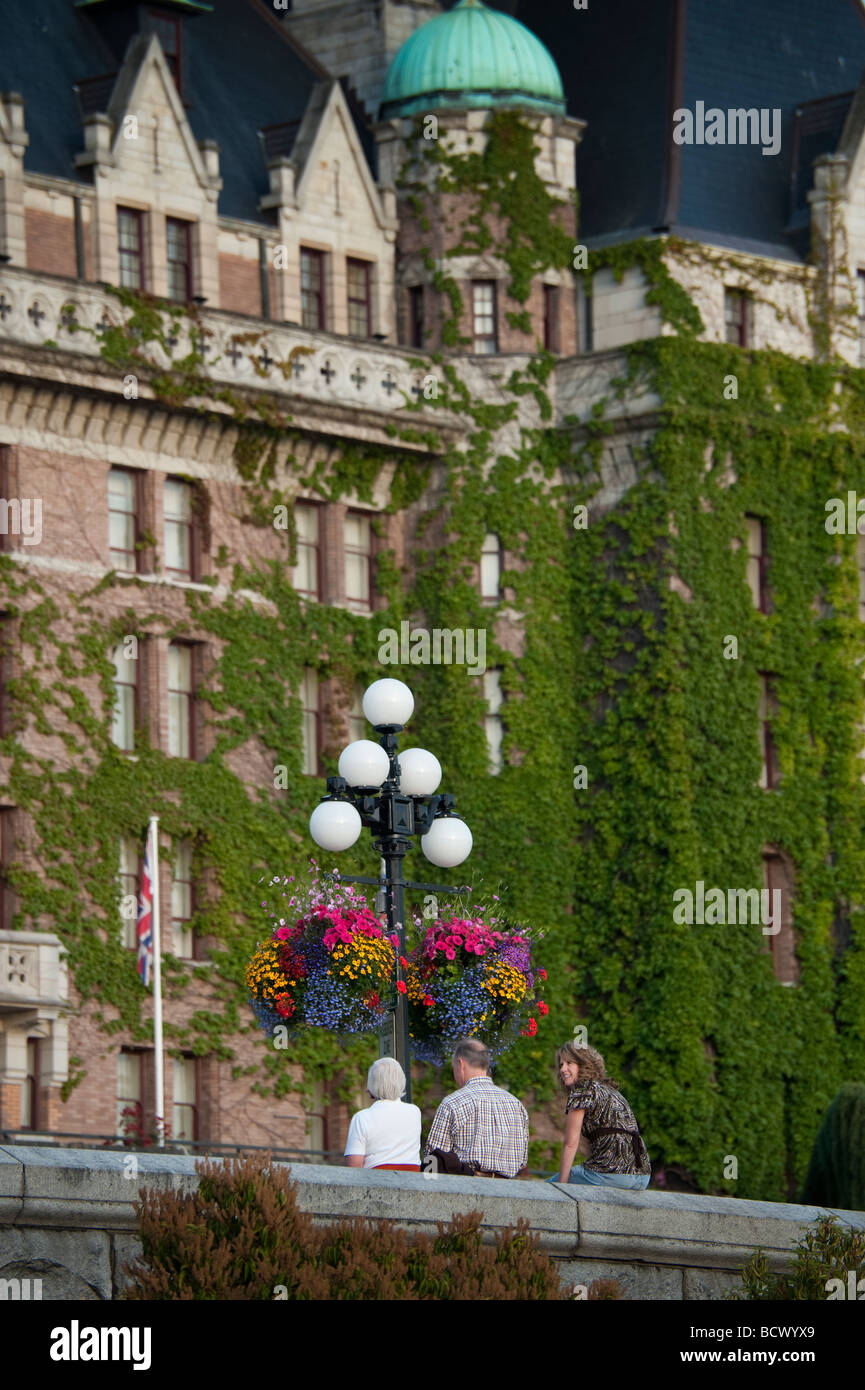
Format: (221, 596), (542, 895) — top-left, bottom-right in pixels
(548, 1165), (650, 1189)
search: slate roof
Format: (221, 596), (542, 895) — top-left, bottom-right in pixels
(0, 0), (375, 225)
(485, 0), (865, 261)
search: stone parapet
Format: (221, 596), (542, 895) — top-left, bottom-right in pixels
(1, 1146), (862, 1301)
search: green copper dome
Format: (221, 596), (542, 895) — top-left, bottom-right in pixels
(380, 0), (566, 118)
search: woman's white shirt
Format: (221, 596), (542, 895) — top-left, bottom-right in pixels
(344, 1099), (422, 1168)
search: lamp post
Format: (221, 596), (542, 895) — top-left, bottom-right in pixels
(308, 678), (472, 1102)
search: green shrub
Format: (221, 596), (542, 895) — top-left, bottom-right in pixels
(726, 1215), (865, 1300)
(800, 1084), (865, 1213)
(122, 1152), (568, 1300)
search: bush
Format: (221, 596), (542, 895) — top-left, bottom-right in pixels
(122, 1152), (568, 1300)
(800, 1083), (865, 1212)
(726, 1215), (865, 1300)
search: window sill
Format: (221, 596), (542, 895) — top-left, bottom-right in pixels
(115, 572), (214, 594)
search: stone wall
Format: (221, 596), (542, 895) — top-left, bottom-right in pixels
(2, 1146), (863, 1301)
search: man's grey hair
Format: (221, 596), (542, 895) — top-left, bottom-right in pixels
(452, 1038), (490, 1072)
(367, 1056), (407, 1101)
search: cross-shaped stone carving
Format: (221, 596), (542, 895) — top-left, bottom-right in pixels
(165, 329), (179, 350)
(320, 360), (336, 384)
(411, 380), (424, 399)
(27, 301), (46, 329)
(0, 295), (12, 322)
(350, 366), (367, 390)
(381, 372), (397, 396)
(291, 357), (306, 378)
(257, 347), (274, 372)
(226, 341), (243, 367)
(96, 312), (111, 333)
(60, 306), (78, 330)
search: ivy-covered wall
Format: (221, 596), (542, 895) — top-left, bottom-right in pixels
(3, 111), (864, 1200)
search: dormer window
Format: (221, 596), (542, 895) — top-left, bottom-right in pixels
(145, 11), (183, 95)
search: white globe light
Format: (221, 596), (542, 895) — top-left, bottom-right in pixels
(309, 800), (362, 852)
(362, 678), (414, 728)
(338, 739), (390, 788)
(398, 747), (442, 797)
(421, 816), (473, 868)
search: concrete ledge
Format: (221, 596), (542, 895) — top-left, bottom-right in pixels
(1, 1147), (863, 1301)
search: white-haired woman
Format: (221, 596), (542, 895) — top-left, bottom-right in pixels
(343, 1057), (422, 1171)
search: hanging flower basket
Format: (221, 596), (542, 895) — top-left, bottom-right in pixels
(405, 908), (546, 1066)
(246, 873), (397, 1039)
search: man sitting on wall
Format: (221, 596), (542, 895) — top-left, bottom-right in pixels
(422, 1037), (529, 1179)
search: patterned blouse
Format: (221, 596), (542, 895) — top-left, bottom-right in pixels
(565, 1080), (651, 1176)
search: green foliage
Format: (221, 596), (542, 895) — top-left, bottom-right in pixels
(123, 1151), (567, 1300)
(727, 1215), (865, 1300)
(800, 1083), (865, 1211)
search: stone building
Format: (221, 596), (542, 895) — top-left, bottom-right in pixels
(0, 0), (864, 1193)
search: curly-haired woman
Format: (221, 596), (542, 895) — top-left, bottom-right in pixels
(553, 1042), (651, 1189)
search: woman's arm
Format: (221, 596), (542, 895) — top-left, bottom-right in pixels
(558, 1107), (584, 1182)
(345, 1154), (365, 1169)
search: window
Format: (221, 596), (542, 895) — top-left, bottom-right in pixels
(480, 532), (502, 603)
(543, 285), (560, 352)
(0, 445), (10, 555)
(472, 281), (497, 354)
(301, 668), (320, 776)
(858, 533), (865, 621)
(292, 503), (320, 600)
(724, 288), (749, 347)
(112, 642), (137, 752)
(173, 1056), (198, 1141)
(301, 248), (325, 330)
(0, 608), (13, 737)
(349, 685), (366, 744)
(0, 807), (13, 931)
(108, 468), (138, 572)
(347, 258), (372, 337)
(172, 840), (194, 958)
(164, 478), (194, 580)
(484, 669), (503, 774)
(763, 851), (799, 985)
(745, 515), (768, 612)
(857, 271), (865, 366)
(116, 1049), (143, 1137)
(20, 1039), (40, 1131)
(166, 218), (192, 303)
(117, 207), (145, 290)
(408, 285), (424, 349)
(168, 643), (193, 758)
(581, 281), (593, 354)
(118, 837), (140, 950)
(344, 512), (372, 612)
(758, 674), (779, 789)
(146, 11), (183, 94)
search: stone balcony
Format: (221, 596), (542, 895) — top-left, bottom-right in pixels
(0, 932), (67, 1019)
(0, 933), (69, 1128)
(0, 265), (455, 451)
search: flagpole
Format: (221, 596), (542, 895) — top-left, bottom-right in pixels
(149, 814), (165, 1150)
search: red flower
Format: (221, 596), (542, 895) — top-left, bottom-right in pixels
(365, 991), (380, 1010)
(422, 995), (435, 1007)
(538, 1000), (549, 1016)
(526, 1018), (538, 1037)
(276, 995), (295, 1018)
(396, 980), (407, 994)
(537, 968), (547, 980)
(399, 955), (409, 969)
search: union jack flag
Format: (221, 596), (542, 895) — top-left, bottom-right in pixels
(137, 833), (153, 988)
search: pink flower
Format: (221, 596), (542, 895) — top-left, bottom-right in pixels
(275, 927), (291, 941)
(445, 949), (455, 961)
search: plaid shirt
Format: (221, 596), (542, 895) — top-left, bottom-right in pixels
(424, 1076), (529, 1177)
